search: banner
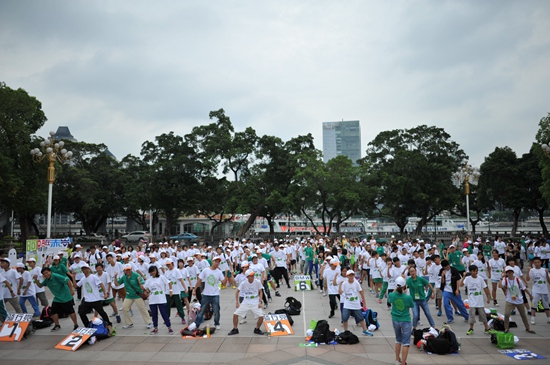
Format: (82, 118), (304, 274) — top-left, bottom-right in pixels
(26, 238), (72, 266)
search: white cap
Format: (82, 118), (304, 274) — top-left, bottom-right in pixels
(14, 262), (26, 268)
(58, 251), (64, 255)
(213, 256), (222, 261)
(92, 317), (103, 325)
(241, 261), (249, 267)
(123, 264), (132, 271)
(75, 244), (82, 248)
(149, 254), (156, 258)
(186, 257), (194, 262)
(330, 258), (339, 265)
(53, 255), (60, 260)
(26, 258), (36, 262)
(74, 253), (82, 258)
(245, 269), (255, 277)
(165, 258), (173, 264)
(396, 277), (406, 287)
(122, 253), (130, 259)
(346, 270), (355, 276)
(462, 248), (468, 252)
(1, 258), (11, 264)
(505, 266), (514, 272)
(102, 246), (108, 249)
(80, 263), (90, 269)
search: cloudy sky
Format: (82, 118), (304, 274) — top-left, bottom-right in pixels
(2, 0), (549, 167)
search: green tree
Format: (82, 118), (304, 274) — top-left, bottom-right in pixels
(521, 147), (548, 236)
(0, 82), (47, 241)
(477, 147), (528, 236)
(362, 125), (466, 235)
(54, 142), (125, 235)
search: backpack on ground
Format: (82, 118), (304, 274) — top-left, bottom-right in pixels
(40, 306), (52, 321)
(437, 328), (459, 353)
(311, 319), (335, 344)
(363, 309), (380, 330)
(272, 310), (295, 326)
(426, 337), (452, 355)
(490, 331), (515, 349)
(284, 296), (302, 315)
(32, 318), (53, 329)
(335, 330), (359, 344)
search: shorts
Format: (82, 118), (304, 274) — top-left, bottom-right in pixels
(533, 293), (549, 310)
(290, 260), (296, 266)
(224, 270), (232, 278)
(103, 298), (115, 304)
(436, 288), (443, 300)
(362, 268), (370, 273)
(342, 308), (364, 324)
(468, 306), (488, 324)
(373, 278), (383, 283)
(234, 302), (264, 319)
(180, 291), (188, 299)
(51, 300), (75, 316)
(392, 320), (412, 346)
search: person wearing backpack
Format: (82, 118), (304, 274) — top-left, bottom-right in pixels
(499, 266), (535, 334)
(388, 277), (414, 365)
(338, 270), (372, 336)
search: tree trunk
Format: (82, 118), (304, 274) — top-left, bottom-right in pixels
(237, 205), (263, 236)
(511, 208), (521, 237)
(537, 207), (549, 237)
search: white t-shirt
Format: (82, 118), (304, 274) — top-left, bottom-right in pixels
(2, 268), (21, 298)
(501, 276), (525, 305)
(272, 250), (288, 268)
(489, 258), (506, 281)
(77, 274), (103, 302)
(323, 267), (341, 295)
(30, 266), (45, 293)
(164, 268), (184, 293)
(97, 271), (113, 300)
(340, 279), (363, 310)
(20, 270), (36, 297)
(463, 275), (487, 308)
(388, 266), (405, 290)
(472, 260), (488, 280)
(238, 279), (263, 305)
(186, 265), (199, 287)
(427, 263), (441, 286)
(199, 268), (224, 296)
(70, 261), (86, 281)
(529, 268), (549, 294)
(250, 263), (265, 281)
(105, 262), (125, 289)
(145, 276), (170, 305)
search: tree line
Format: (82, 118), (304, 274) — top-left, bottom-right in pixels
(1, 82), (549, 242)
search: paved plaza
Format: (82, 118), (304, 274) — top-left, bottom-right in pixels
(1, 277), (549, 365)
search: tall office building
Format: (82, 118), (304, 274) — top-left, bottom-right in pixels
(322, 120), (361, 164)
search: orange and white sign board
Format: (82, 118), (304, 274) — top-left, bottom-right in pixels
(263, 313), (294, 336)
(55, 327), (97, 351)
(0, 314), (33, 342)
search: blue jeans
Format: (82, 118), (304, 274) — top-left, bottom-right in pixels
(194, 295), (220, 327)
(443, 290), (469, 323)
(392, 320), (412, 346)
(149, 303), (171, 329)
(19, 295), (40, 317)
(413, 299), (435, 328)
(307, 261), (318, 279)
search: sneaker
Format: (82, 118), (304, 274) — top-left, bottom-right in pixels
(254, 328), (264, 335)
(362, 330), (374, 336)
(168, 328), (174, 334)
(232, 286), (236, 289)
(150, 328), (158, 335)
(494, 301), (499, 307)
(547, 317), (550, 323)
(263, 304), (268, 309)
(239, 318), (247, 324)
(435, 305), (439, 310)
(215, 325), (221, 330)
(437, 310), (442, 317)
(268, 298), (272, 303)
(378, 299), (382, 304)
(530, 317), (535, 325)
(466, 329), (473, 335)
(74, 324), (79, 331)
(454, 311), (461, 316)
(228, 328), (239, 335)
(110, 312), (117, 317)
(418, 321), (423, 326)
(446, 320), (454, 324)
(88, 336), (97, 345)
(122, 324), (134, 329)
(51, 325), (61, 332)
(322, 292), (327, 297)
(511, 310), (516, 315)
(328, 311), (335, 319)
(484, 328), (491, 334)
(181, 318), (186, 325)
(275, 292), (281, 297)
(319, 289), (323, 293)
(526, 329), (536, 334)
(116, 315), (121, 324)
(147, 323), (153, 329)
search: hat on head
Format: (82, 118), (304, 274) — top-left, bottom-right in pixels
(14, 262), (25, 268)
(396, 277), (406, 287)
(330, 258), (339, 265)
(75, 244), (82, 248)
(449, 244), (455, 248)
(26, 258), (36, 262)
(213, 256), (222, 261)
(462, 248), (468, 252)
(186, 257), (194, 262)
(149, 254), (156, 258)
(241, 261), (249, 267)
(165, 258), (173, 264)
(53, 255), (60, 260)
(346, 270), (355, 276)
(80, 263), (90, 269)
(505, 266), (514, 272)
(245, 269), (255, 277)
(1, 258), (11, 264)
(58, 251), (64, 255)
(123, 264), (132, 271)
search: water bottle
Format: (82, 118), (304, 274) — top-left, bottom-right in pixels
(457, 336), (461, 351)
(206, 325), (210, 337)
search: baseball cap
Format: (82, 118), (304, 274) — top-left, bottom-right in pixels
(75, 244), (82, 248)
(186, 257), (194, 262)
(346, 270), (355, 276)
(330, 258), (339, 265)
(53, 255), (60, 260)
(213, 256), (222, 261)
(165, 258), (173, 264)
(80, 263), (90, 269)
(245, 269), (255, 277)
(1, 258), (11, 264)
(14, 262), (25, 268)
(505, 266), (514, 272)
(26, 258), (36, 262)
(462, 248), (468, 252)
(396, 277), (406, 287)
(123, 264), (132, 271)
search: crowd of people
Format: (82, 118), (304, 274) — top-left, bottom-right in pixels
(0, 233), (549, 360)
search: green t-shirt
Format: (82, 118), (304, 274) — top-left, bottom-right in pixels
(50, 263), (68, 277)
(388, 291), (414, 322)
(448, 252), (465, 271)
(305, 247), (314, 262)
(483, 244), (492, 256)
(376, 246), (385, 256)
(117, 272), (145, 299)
(41, 272), (72, 303)
(406, 276), (429, 301)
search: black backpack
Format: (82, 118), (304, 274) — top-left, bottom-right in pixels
(272, 310), (295, 326)
(438, 328), (459, 353)
(426, 337), (452, 355)
(311, 320), (335, 344)
(284, 296), (302, 315)
(335, 330), (359, 344)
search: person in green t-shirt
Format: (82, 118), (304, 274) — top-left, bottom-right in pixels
(447, 246), (465, 273)
(114, 264), (152, 329)
(388, 277), (414, 365)
(406, 266), (435, 331)
(35, 267), (78, 332)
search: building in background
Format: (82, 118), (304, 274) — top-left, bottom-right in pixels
(322, 120), (361, 165)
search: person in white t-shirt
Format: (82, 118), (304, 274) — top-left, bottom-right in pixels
(27, 258), (48, 307)
(144, 265), (173, 334)
(76, 263), (112, 330)
(95, 263), (120, 323)
(459, 264), (491, 335)
(526, 257), (550, 325)
(323, 258), (342, 319)
(227, 269), (265, 335)
(499, 266), (535, 334)
(488, 250), (506, 307)
(15, 263), (40, 317)
(338, 270), (372, 336)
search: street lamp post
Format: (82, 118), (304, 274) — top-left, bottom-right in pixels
(30, 131), (72, 238)
(455, 162), (480, 237)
